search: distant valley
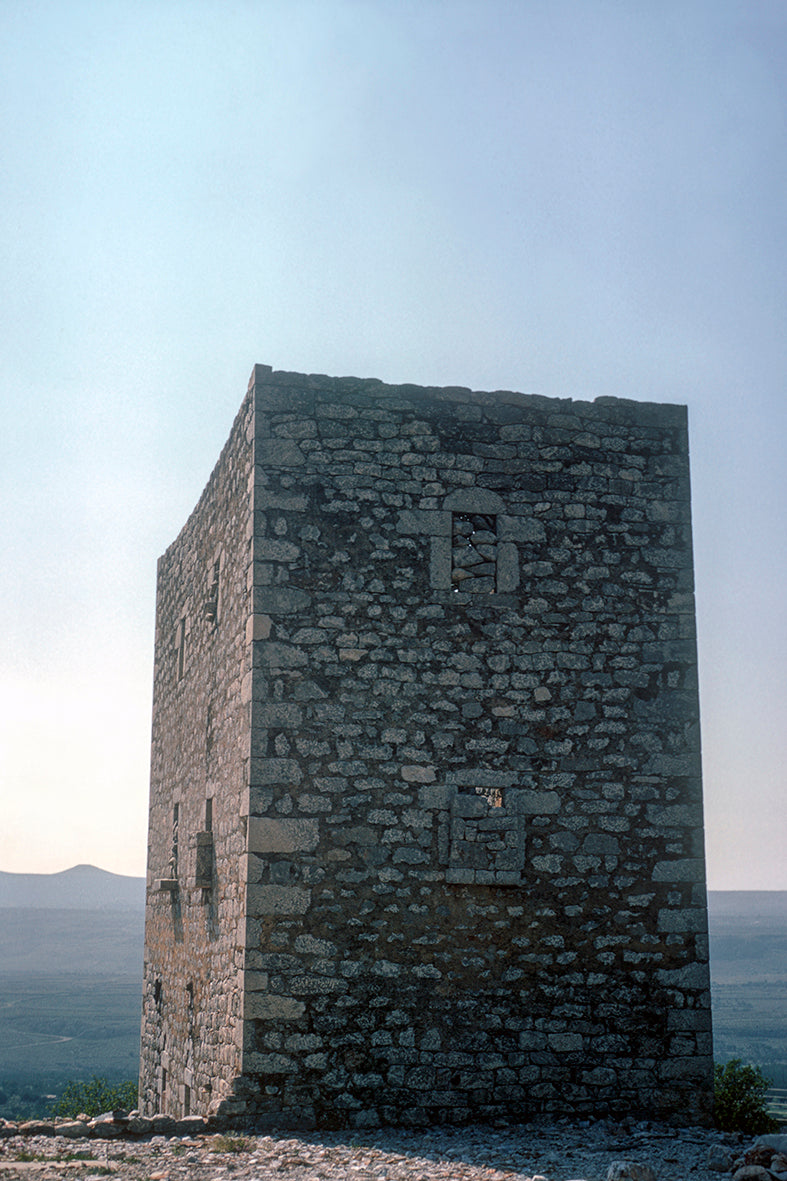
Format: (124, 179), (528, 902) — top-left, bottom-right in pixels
(708, 890), (787, 1087)
(0, 866), (145, 1104)
(0, 868), (785, 1112)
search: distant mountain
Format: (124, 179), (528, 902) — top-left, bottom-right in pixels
(0, 864), (145, 911)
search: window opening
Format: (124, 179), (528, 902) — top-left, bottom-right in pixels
(175, 618), (186, 680)
(204, 558), (220, 623)
(196, 800), (214, 889)
(170, 804), (179, 879)
(451, 513), (498, 592)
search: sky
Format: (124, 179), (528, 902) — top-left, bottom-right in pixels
(0, 0), (785, 889)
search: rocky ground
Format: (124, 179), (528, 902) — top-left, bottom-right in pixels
(1, 1116), (784, 1181)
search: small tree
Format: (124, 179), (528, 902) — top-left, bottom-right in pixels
(50, 1077), (138, 1120)
(714, 1059), (779, 1134)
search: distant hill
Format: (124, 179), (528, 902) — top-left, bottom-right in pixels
(0, 864), (145, 911)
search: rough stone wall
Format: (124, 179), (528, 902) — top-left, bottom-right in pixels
(238, 366), (711, 1128)
(140, 393), (255, 1119)
(142, 364), (713, 1130)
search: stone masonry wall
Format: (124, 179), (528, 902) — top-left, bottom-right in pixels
(237, 366), (712, 1129)
(140, 394), (255, 1119)
(142, 363), (712, 1131)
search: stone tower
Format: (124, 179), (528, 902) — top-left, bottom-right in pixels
(140, 365), (713, 1129)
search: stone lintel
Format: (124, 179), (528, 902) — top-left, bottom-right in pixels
(443, 488), (506, 514)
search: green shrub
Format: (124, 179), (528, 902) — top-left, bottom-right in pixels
(714, 1059), (779, 1134)
(50, 1077), (138, 1120)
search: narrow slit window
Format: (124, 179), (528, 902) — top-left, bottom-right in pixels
(170, 804), (179, 878)
(204, 558), (221, 623)
(175, 618), (186, 680)
(196, 799), (214, 889)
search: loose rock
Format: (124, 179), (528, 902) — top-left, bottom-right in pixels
(0, 1116), (747, 1181)
(708, 1143), (733, 1171)
(606, 1163), (656, 1181)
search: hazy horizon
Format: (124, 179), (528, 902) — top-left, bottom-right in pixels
(3, 862), (787, 893)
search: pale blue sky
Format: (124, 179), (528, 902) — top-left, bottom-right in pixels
(1, 0), (785, 887)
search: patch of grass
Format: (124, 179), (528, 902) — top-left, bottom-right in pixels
(209, 1134), (250, 1153)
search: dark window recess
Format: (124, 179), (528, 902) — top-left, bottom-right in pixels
(170, 804), (179, 878)
(156, 804), (180, 891)
(451, 513), (498, 592)
(175, 618), (186, 680)
(204, 558), (220, 622)
(194, 793), (214, 891)
(195, 830), (214, 889)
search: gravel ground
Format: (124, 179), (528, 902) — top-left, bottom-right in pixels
(0, 1119), (743, 1181)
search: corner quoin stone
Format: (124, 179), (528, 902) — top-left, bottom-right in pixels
(247, 818), (319, 854)
(140, 364), (712, 1131)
